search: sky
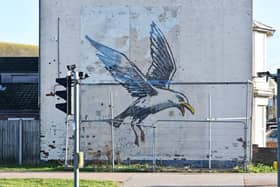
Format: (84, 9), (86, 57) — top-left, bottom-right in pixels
(0, 0), (38, 45)
(254, 0), (280, 73)
(0, 0), (278, 72)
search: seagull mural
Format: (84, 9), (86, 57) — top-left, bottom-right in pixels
(85, 21), (195, 146)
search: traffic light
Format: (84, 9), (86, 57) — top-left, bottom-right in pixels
(55, 75), (72, 115)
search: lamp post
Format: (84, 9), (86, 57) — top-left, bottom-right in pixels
(257, 69), (280, 187)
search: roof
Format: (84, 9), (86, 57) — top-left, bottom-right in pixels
(253, 20), (276, 36)
(0, 57), (38, 73)
(0, 83), (38, 111)
(0, 42), (38, 57)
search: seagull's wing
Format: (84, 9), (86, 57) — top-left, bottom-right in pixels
(146, 22), (176, 88)
(85, 35), (157, 97)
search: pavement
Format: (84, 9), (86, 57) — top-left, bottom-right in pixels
(0, 172), (276, 187)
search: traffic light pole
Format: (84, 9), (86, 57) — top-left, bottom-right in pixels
(74, 72), (80, 187)
(65, 71), (72, 169)
(53, 65), (88, 187)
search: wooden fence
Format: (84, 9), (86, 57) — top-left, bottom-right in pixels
(0, 120), (40, 165)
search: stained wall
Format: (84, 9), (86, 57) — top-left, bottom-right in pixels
(40, 0), (252, 167)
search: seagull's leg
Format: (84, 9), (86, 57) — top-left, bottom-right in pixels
(136, 125), (145, 142)
(131, 123), (139, 146)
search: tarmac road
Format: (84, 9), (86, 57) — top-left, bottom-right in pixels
(0, 172), (276, 187)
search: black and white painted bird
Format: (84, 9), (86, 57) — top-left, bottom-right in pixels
(85, 21), (195, 146)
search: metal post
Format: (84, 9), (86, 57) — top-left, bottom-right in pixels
(243, 82), (249, 172)
(277, 69), (280, 187)
(208, 94), (212, 169)
(74, 72), (80, 187)
(248, 80), (254, 165)
(57, 17), (60, 78)
(64, 116), (69, 169)
(65, 70), (72, 169)
(18, 119), (23, 165)
(245, 81), (249, 166)
(152, 126), (156, 171)
(243, 120), (248, 172)
(109, 90), (115, 172)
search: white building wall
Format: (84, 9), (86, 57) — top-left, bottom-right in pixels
(252, 98), (268, 147)
(253, 32), (266, 76)
(252, 24), (274, 147)
(40, 0), (252, 166)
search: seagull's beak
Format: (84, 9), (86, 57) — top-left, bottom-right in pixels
(179, 102), (195, 116)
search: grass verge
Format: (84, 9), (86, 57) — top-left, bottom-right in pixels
(0, 163), (151, 172)
(247, 163), (276, 173)
(0, 163), (276, 173)
(0, 163), (64, 172)
(0, 179), (118, 187)
(234, 163), (276, 173)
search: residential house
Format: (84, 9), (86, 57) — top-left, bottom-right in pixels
(252, 20), (276, 147)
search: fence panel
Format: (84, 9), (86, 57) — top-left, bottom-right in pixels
(0, 121), (19, 164)
(0, 120), (40, 164)
(22, 120), (40, 164)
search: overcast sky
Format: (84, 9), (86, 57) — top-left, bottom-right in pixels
(0, 0), (278, 72)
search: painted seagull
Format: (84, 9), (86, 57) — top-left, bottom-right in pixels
(85, 21), (195, 146)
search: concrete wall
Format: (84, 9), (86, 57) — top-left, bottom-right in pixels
(40, 0), (252, 167)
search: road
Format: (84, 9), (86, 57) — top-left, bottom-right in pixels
(0, 172), (276, 187)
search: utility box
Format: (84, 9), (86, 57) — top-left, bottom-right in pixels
(40, 0), (252, 168)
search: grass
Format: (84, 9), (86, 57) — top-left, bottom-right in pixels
(0, 163), (276, 173)
(0, 179), (118, 187)
(234, 163), (276, 173)
(0, 163), (151, 172)
(246, 163), (276, 173)
(0, 42), (38, 57)
(0, 163), (64, 172)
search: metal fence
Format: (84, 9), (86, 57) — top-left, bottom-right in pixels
(63, 82), (253, 170)
(0, 120), (40, 165)
(152, 119), (248, 170)
(75, 118), (248, 170)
